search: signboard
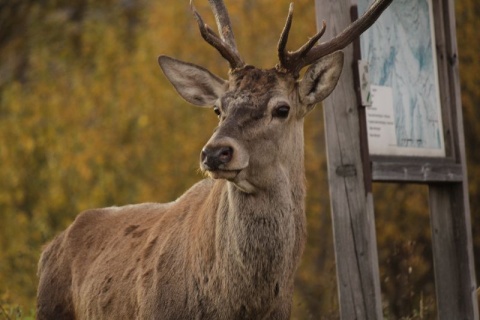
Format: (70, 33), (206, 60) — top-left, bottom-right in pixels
(358, 0), (445, 157)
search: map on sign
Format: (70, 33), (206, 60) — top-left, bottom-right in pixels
(357, 0), (445, 157)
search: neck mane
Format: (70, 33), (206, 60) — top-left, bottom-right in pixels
(189, 126), (307, 316)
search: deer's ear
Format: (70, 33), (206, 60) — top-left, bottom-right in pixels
(158, 55), (228, 107)
(298, 51), (344, 113)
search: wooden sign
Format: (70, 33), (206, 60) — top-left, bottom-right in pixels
(358, 0), (445, 157)
(316, 0), (478, 318)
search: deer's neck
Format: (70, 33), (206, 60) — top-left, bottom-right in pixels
(214, 127), (307, 296)
(186, 126), (307, 315)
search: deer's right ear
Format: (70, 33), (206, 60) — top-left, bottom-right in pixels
(158, 55), (228, 107)
(297, 51), (344, 113)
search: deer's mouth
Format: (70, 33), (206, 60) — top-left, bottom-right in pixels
(206, 169), (241, 180)
(203, 167), (257, 194)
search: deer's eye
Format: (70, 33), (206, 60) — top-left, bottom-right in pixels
(213, 107), (221, 117)
(273, 105), (290, 119)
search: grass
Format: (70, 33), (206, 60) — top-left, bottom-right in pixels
(0, 304), (35, 320)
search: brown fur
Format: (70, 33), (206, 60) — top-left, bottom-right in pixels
(37, 50), (344, 319)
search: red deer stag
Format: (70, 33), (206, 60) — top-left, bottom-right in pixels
(37, 0), (392, 319)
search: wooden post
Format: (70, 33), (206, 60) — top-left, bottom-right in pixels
(315, 0), (382, 319)
(428, 0), (478, 318)
(429, 184), (478, 319)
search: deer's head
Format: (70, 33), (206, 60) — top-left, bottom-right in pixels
(159, 0), (391, 193)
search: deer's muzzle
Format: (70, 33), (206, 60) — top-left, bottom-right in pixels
(200, 137), (249, 180)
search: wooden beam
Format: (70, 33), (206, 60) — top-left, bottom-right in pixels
(429, 184), (478, 319)
(371, 160), (463, 183)
(428, 0), (478, 318)
(315, 0), (382, 318)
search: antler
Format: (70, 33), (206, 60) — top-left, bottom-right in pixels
(278, 0), (393, 76)
(191, 0), (245, 70)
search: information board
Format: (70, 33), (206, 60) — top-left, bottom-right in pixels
(358, 0), (445, 157)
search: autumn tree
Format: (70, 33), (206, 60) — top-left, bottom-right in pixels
(0, 0), (478, 319)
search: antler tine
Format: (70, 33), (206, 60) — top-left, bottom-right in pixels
(277, 12), (327, 75)
(277, 3), (294, 70)
(191, 0), (244, 70)
(207, 0), (237, 53)
(279, 0), (393, 76)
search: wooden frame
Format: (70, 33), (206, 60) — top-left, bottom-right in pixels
(366, 0), (464, 183)
(315, 0), (478, 318)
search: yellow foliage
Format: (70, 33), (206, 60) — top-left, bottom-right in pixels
(0, 0), (479, 319)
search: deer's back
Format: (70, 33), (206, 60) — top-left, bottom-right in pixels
(37, 179), (217, 320)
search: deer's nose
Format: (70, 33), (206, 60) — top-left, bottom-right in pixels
(201, 146), (233, 170)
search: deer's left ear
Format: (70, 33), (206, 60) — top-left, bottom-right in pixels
(298, 51), (344, 114)
(158, 55), (228, 107)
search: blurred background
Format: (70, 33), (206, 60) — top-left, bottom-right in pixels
(0, 0), (478, 319)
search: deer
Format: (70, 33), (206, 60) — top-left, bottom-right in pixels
(36, 0), (392, 319)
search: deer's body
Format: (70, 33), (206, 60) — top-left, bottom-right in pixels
(38, 174), (305, 319)
(36, 1), (391, 319)
(37, 68), (308, 320)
